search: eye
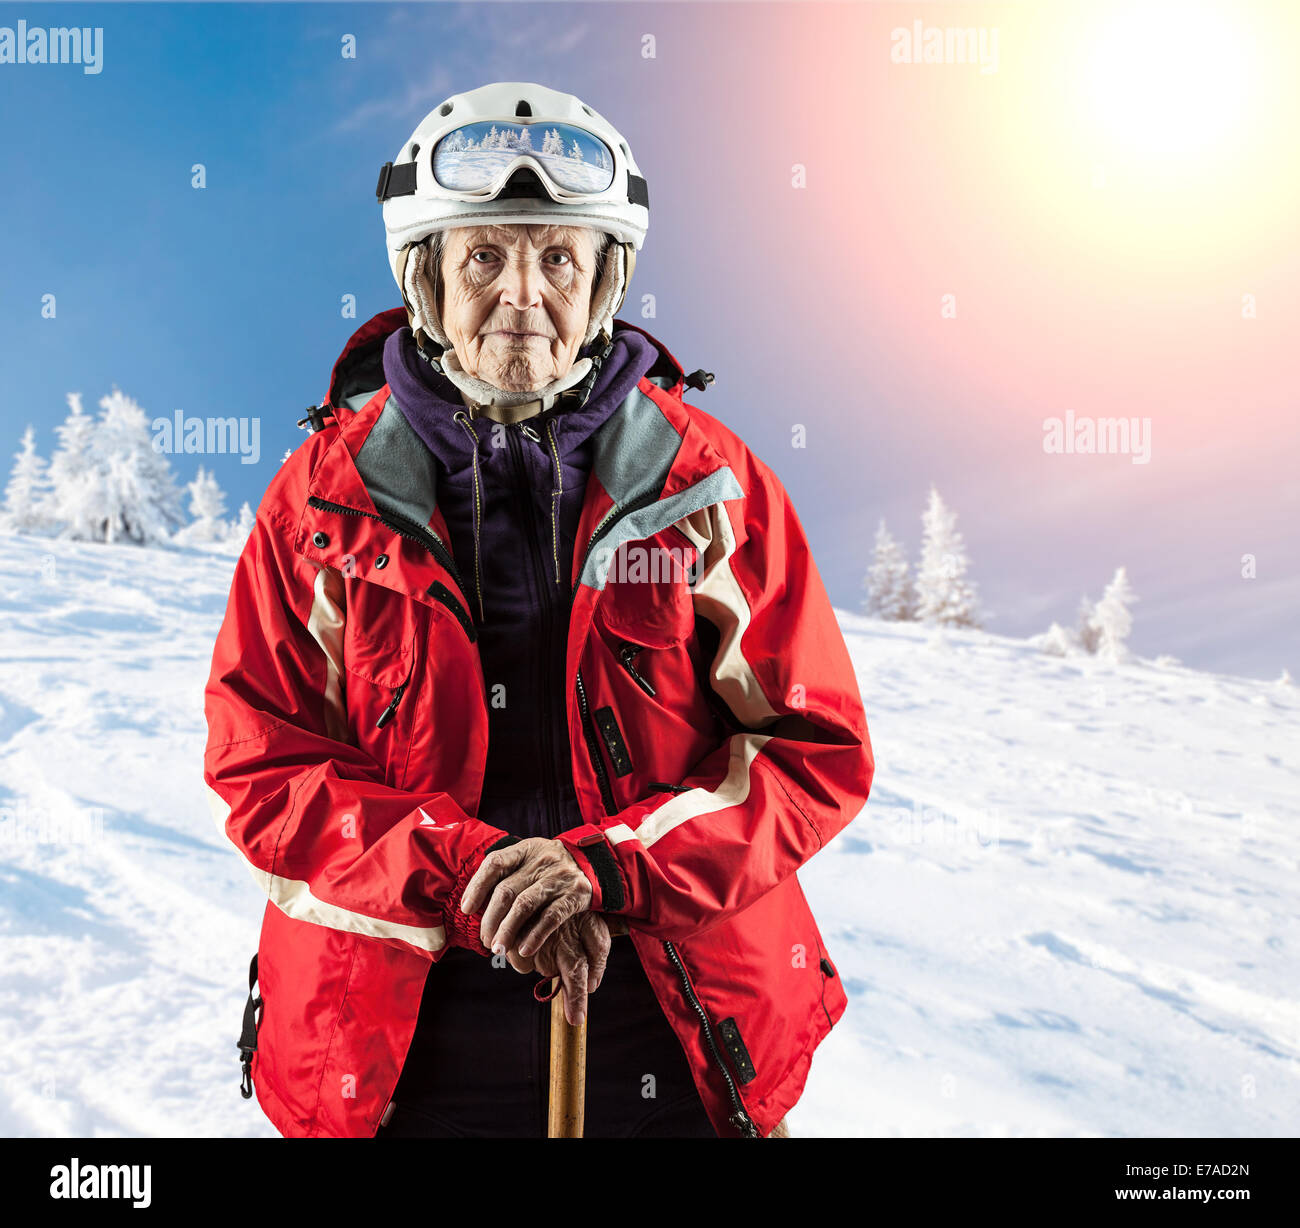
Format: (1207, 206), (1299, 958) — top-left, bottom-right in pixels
(470, 249), (499, 265)
(545, 250), (573, 266)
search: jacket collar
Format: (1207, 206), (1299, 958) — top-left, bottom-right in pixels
(298, 310), (743, 597)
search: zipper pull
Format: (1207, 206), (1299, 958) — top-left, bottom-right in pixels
(520, 422), (541, 442)
(618, 641), (656, 696)
(375, 681), (409, 729)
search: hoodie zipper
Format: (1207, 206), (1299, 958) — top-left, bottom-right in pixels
(305, 496), (476, 641)
(570, 502), (760, 1140)
(505, 422), (563, 839)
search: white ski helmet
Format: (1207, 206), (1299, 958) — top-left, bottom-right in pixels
(378, 81), (649, 351)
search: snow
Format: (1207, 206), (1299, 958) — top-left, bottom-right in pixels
(1, 536), (1296, 1138)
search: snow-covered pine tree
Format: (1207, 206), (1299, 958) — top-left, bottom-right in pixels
(47, 392), (105, 540)
(94, 387), (184, 544)
(229, 500), (255, 548)
(1034, 621), (1076, 657)
(569, 137), (584, 160)
(915, 486), (981, 628)
(177, 464), (229, 544)
(542, 127), (564, 157)
(514, 126), (533, 152)
(1, 425), (52, 534)
(863, 519), (915, 620)
(1092, 566), (1137, 662)
(1076, 595), (1101, 654)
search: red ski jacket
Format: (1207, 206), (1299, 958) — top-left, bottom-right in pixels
(203, 309), (874, 1138)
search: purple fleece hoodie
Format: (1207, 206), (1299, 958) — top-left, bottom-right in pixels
(377, 324), (718, 1138)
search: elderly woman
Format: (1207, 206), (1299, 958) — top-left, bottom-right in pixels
(204, 82), (873, 1139)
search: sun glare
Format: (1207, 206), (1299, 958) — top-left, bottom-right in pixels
(1079, 1), (1254, 158)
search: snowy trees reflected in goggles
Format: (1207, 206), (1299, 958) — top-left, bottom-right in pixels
(431, 120), (616, 197)
(377, 120), (648, 208)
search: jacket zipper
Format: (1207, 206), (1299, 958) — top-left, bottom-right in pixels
(618, 641), (656, 696)
(305, 495), (475, 639)
(570, 506), (759, 1139)
(663, 939), (760, 1138)
(375, 681), (407, 729)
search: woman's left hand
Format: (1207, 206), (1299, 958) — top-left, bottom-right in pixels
(459, 837), (594, 958)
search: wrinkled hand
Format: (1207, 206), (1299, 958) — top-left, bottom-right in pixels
(506, 911), (612, 1027)
(459, 837), (593, 959)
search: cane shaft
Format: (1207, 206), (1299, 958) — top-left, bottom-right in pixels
(547, 989), (587, 1137)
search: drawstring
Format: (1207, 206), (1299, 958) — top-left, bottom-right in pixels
(451, 410), (486, 623)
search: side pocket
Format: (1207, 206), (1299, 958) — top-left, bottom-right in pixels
(238, 953), (263, 1099)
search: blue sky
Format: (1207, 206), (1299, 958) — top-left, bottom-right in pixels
(1, 2), (1295, 680)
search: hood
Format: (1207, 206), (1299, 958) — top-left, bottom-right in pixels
(297, 307), (743, 634)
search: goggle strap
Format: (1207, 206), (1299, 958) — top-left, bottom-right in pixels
(376, 160), (418, 201)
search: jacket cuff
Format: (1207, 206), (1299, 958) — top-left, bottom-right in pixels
(446, 831), (519, 955)
(555, 825), (627, 914)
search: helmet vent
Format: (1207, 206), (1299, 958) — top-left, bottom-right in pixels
(439, 102), (453, 116)
(581, 104), (594, 116)
(515, 100), (532, 116)
(409, 143), (420, 158)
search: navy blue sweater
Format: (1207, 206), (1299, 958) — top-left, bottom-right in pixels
(376, 325), (717, 1138)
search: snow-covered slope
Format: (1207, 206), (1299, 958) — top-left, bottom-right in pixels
(0, 536), (1295, 1138)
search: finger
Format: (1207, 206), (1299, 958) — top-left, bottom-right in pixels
(504, 946), (534, 974)
(480, 865), (551, 951)
(460, 844), (525, 916)
(489, 880), (558, 955)
(559, 951), (589, 1027)
(533, 940), (557, 979)
(582, 915), (611, 993)
(511, 892), (581, 959)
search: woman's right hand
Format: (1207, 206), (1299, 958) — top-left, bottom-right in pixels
(506, 911), (611, 1026)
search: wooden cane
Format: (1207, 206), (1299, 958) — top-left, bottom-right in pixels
(547, 992), (587, 1137)
(546, 915), (630, 1137)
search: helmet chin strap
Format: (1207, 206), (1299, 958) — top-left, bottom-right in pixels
(399, 235), (630, 409)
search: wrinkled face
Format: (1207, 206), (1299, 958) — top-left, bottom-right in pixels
(439, 223), (599, 392)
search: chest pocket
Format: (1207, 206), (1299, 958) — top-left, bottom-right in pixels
(342, 581), (423, 688)
(594, 524), (698, 650)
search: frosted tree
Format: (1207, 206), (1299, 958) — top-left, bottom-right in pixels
(1076, 595), (1101, 654)
(863, 519), (915, 620)
(177, 464), (229, 544)
(569, 137), (584, 161)
(542, 127), (565, 157)
(514, 126), (533, 152)
(47, 393), (104, 539)
(1, 426), (52, 533)
(484, 124), (500, 149)
(229, 500), (255, 548)
(915, 486), (981, 628)
(1092, 566), (1137, 662)
(1034, 622), (1076, 657)
(93, 387), (184, 544)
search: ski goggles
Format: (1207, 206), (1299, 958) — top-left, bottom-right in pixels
(378, 118), (647, 208)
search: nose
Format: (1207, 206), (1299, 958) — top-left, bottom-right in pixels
(499, 253), (544, 314)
